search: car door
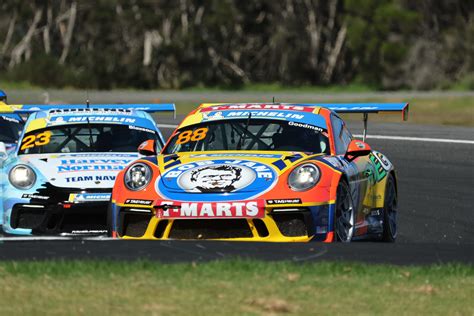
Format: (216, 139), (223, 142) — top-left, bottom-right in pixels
(330, 114), (374, 231)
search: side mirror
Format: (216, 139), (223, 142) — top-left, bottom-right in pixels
(344, 139), (371, 161)
(138, 139), (157, 156)
(0, 142), (7, 160)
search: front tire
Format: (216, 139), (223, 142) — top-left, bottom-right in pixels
(106, 202), (114, 237)
(334, 180), (355, 242)
(382, 174), (397, 242)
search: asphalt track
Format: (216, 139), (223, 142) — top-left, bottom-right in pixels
(1, 92), (473, 264)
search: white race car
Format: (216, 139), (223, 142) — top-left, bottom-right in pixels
(0, 103), (174, 236)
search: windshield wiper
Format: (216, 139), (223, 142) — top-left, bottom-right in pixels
(236, 113), (251, 150)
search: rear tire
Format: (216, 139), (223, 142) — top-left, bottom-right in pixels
(382, 174), (397, 242)
(334, 180), (355, 242)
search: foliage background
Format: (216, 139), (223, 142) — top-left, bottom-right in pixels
(0, 0), (472, 90)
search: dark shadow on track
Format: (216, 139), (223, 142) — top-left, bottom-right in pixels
(0, 240), (472, 265)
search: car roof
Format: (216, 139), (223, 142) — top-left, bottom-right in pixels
(24, 108), (157, 133)
(178, 103), (330, 129)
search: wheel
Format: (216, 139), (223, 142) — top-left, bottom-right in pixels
(334, 180), (355, 242)
(382, 174), (397, 242)
(106, 202), (114, 237)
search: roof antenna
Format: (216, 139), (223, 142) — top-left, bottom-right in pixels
(86, 90), (90, 109)
(85, 90), (94, 148)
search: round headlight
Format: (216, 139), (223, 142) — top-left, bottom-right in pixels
(124, 163), (153, 191)
(9, 164), (36, 189)
(288, 163), (320, 191)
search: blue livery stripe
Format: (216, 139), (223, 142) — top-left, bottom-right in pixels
(272, 160), (287, 170)
(164, 159), (181, 170)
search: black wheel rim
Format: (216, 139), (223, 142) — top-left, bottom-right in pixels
(335, 184), (354, 242)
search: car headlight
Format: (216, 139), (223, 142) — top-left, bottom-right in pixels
(288, 163), (320, 191)
(124, 163), (153, 191)
(9, 164), (36, 189)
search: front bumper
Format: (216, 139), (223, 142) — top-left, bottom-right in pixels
(112, 202), (335, 242)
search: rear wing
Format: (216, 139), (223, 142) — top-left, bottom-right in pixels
(301, 103), (409, 121)
(300, 103), (409, 141)
(0, 103), (176, 118)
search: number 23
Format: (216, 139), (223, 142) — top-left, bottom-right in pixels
(20, 131), (52, 151)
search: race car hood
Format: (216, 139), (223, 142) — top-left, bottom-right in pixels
(18, 152), (139, 189)
(156, 151), (309, 202)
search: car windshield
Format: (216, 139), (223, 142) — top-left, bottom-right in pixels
(18, 123), (161, 154)
(0, 115), (23, 143)
(164, 119), (330, 154)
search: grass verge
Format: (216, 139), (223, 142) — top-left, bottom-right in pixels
(0, 260), (472, 315)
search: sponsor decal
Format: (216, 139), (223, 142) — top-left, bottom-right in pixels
(65, 175), (116, 183)
(202, 111), (224, 120)
(157, 159), (278, 202)
(69, 230), (108, 235)
(355, 141), (366, 149)
(288, 121), (324, 132)
(190, 153), (282, 158)
(58, 153), (138, 158)
(125, 199), (153, 206)
(155, 200), (265, 219)
(200, 104), (314, 112)
(370, 209), (381, 216)
(328, 106), (378, 111)
(266, 198), (302, 205)
(369, 151), (392, 182)
(129, 125), (155, 133)
(57, 158), (133, 173)
(22, 194), (49, 200)
(68, 193), (111, 203)
(225, 111), (304, 120)
(1, 115), (20, 123)
(51, 116), (136, 124)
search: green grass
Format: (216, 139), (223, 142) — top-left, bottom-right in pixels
(0, 260), (472, 315)
(0, 80), (41, 90)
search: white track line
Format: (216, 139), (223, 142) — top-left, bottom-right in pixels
(159, 124), (179, 129)
(353, 134), (474, 144)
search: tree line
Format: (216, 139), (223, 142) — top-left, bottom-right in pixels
(0, 0), (472, 90)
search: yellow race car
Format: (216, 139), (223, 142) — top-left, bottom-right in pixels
(110, 102), (408, 242)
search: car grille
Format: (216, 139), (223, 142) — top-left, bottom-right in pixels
(11, 203), (108, 234)
(11, 206), (45, 229)
(168, 219), (253, 239)
(271, 213), (308, 237)
(121, 212), (152, 237)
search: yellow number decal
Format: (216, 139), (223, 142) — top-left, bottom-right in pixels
(20, 131), (52, 151)
(190, 128), (208, 141)
(20, 135), (36, 150)
(176, 128), (208, 145)
(35, 131), (51, 146)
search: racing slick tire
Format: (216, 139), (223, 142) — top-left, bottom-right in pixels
(382, 174), (397, 242)
(106, 202), (114, 237)
(334, 180), (355, 242)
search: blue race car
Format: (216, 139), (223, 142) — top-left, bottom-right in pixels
(0, 103), (174, 236)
